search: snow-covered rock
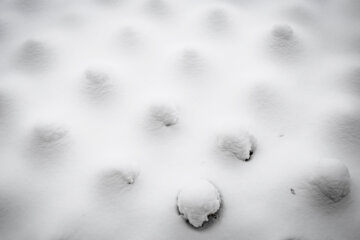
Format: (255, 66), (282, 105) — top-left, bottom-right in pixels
(176, 180), (221, 228)
(268, 24), (300, 59)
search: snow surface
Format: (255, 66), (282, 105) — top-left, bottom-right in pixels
(0, 0), (359, 240)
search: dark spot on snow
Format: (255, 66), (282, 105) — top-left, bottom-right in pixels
(290, 188), (296, 195)
(244, 150), (254, 162)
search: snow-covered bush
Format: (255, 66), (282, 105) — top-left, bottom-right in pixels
(269, 24), (300, 58)
(83, 70), (114, 102)
(309, 158), (351, 203)
(216, 131), (256, 161)
(16, 40), (52, 72)
(178, 49), (205, 76)
(147, 105), (178, 129)
(205, 8), (229, 34)
(27, 124), (68, 162)
(176, 180), (221, 228)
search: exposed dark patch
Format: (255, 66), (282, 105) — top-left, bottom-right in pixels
(268, 24), (300, 60)
(205, 8), (229, 34)
(145, 0), (168, 16)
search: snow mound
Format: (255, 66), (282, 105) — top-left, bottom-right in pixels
(147, 105), (179, 129)
(216, 131), (256, 161)
(204, 8), (230, 35)
(310, 158), (351, 203)
(96, 164), (140, 196)
(16, 39), (52, 72)
(268, 24), (300, 59)
(83, 69), (115, 103)
(178, 49), (205, 77)
(27, 124), (69, 163)
(177, 180), (221, 228)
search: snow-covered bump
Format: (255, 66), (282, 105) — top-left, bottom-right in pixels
(177, 180), (221, 228)
(16, 39), (52, 72)
(268, 24), (300, 59)
(27, 124), (68, 161)
(216, 131), (256, 161)
(118, 26), (141, 52)
(147, 105), (179, 129)
(178, 49), (205, 76)
(97, 166), (139, 195)
(309, 158), (351, 203)
(145, 0), (168, 17)
(83, 70), (114, 103)
(272, 24), (294, 41)
(204, 8), (230, 34)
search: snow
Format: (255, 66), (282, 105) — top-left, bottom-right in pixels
(0, 0), (359, 239)
(177, 180), (221, 228)
(216, 131), (256, 161)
